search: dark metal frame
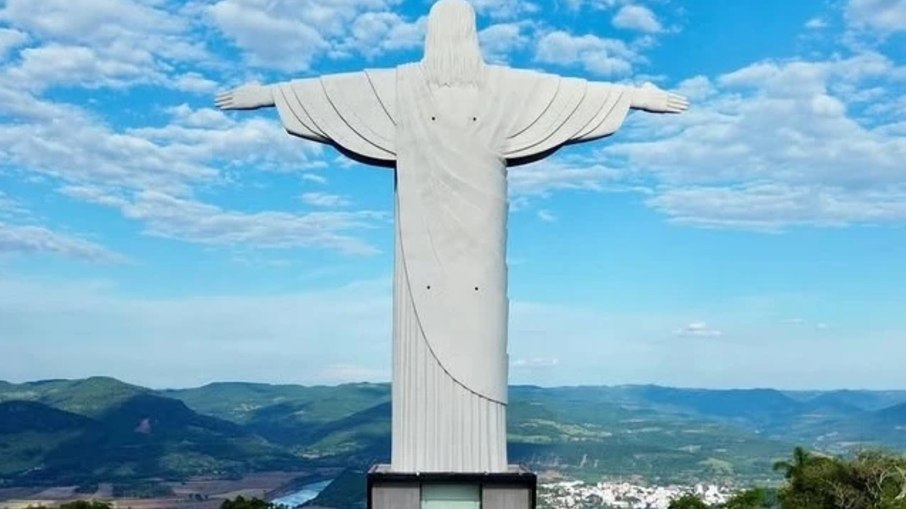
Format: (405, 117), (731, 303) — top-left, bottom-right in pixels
(366, 465), (537, 509)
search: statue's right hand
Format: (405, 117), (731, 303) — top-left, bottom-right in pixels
(215, 82), (274, 110)
(631, 82), (689, 114)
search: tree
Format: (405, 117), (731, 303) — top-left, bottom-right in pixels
(59, 502), (113, 509)
(669, 493), (710, 509)
(221, 495), (280, 509)
(723, 488), (778, 509)
(772, 446), (810, 483)
(774, 448), (906, 509)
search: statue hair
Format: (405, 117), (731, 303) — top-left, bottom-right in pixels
(422, 0), (487, 87)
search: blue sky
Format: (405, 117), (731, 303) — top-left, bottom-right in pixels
(1, 0), (905, 390)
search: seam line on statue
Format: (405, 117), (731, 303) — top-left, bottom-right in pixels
(571, 81), (607, 139)
(365, 68), (397, 127)
(395, 203), (507, 406)
(319, 77), (392, 156)
(282, 85), (327, 140)
(508, 74), (560, 139)
(513, 80), (588, 155)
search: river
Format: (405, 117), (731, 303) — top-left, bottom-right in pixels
(270, 479), (333, 508)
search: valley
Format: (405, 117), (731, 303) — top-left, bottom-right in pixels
(2, 377), (905, 508)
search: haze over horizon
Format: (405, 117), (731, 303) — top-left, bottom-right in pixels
(1, 0), (904, 390)
(5, 374), (906, 395)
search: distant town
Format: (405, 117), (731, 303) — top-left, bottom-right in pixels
(540, 480), (732, 509)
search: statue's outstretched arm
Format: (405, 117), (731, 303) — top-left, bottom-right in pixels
(215, 82), (275, 110)
(629, 82), (689, 114)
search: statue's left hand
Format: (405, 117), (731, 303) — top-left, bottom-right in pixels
(631, 82), (689, 114)
(215, 82), (274, 110)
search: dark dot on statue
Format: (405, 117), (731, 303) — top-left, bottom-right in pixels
(431, 116), (436, 121)
(474, 286), (479, 291)
(427, 285), (432, 290)
(472, 117), (477, 122)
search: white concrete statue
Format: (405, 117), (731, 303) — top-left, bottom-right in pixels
(217, 0), (687, 474)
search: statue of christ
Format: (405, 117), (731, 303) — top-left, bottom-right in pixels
(216, 0), (687, 474)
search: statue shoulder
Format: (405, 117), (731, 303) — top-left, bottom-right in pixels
(485, 65), (563, 95)
(364, 67), (399, 78)
(488, 64), (560, 83)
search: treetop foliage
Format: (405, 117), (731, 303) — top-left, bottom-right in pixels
(671, 448), (906, 509)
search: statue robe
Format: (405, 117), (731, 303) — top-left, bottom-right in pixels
(273, 63), (632, 473)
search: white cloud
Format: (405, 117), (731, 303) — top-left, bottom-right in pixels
(612, 5), (662, 33)
(173, 73), (220, 94)
(479, 22), (531, 63)
(0, 74), (383, 254)
(471, 0), (539, 20)
(62, 187), (386, 255)
(0, 0), (183, 44)
(508, 158), (623, 198)
(535, 30), (636, 76)
(302, 173), (329, 185)
(341, 12), (425, 58)
(0, 222), (123, 262)
(604, 52), (906, 229)
(0, 92), (321, 194)
(674, 322), (724, 338)
(0, 28), (27, 60)
(8, 44), (163, 90)
(805, 17), (829, 30)
(0, 0), (209, 90)
(511, 357), (559, 368)
(207, 0), (418, 72)
(675, 75), (717, 102)
(0, 191), (27, 221)
(301, 192), (352, 208)
(0, 95), (212, 193)
(645, 184), (906, 230)
(129, 105), (325, 175)
(846, 0), (906, 34)
(536, 209), (557, 222)
(560, 0), (620, 11)
(208, 1), (328, 71)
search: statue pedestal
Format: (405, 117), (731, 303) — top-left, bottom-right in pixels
(367, 465), (536, 509)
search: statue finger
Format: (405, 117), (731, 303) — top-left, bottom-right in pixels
(667, 96), (688, 109)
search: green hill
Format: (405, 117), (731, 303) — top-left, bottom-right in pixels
(0, 393), (302, 486)
(0, 377), (148, 417)
(0, 401), (94, 477)
(160, 382), (389, 425)
(523, 385), (906, 454)
(4, 377), (906, 488)
(0, 400), (94, 434)
(165, 383), (791, 483)
(504, 387), (790, 483)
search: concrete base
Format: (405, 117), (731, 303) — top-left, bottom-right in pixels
(367, 465), (536, 509)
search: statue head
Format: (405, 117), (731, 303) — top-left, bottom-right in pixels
(423, 0), (486, 87)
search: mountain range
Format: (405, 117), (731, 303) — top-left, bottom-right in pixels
(2, 377), (905, 489)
